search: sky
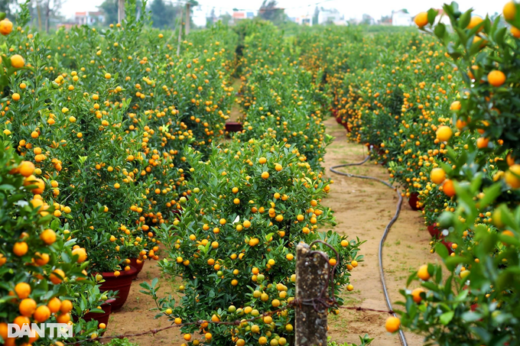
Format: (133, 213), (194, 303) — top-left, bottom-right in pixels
(60, 0), (505, 20)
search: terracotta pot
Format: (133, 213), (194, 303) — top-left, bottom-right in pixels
(408, 193), (422, 211)
(82, 299), (116, 330)
(99, 267), (137, 311)
(225, 122), (243, 132)
(129, 258), (144, 280)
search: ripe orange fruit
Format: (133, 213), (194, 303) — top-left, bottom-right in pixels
(505, 164), (520, 188)
(488, 70), (506, 87)
(477, 137), (489, 149)
(436, 126), (453, 142)
(417, 265), (430, 281)
(10, 54), (25, 68)
(48, 297), (62, 313)
(329, 258), (337, 266)
(13, 242), (28, 256)
(259, 157), (267, 164)
(12, 93), (20, 101)
(40, 229), (57, 245)
(50, 269), (65, 284)
(56, 312), (70, 323)
(504, 1), (517, 21)
(0, 322), (8, 340)
(442, 179), (456, 197)
(467, 16), (483, 31)
(34, 252), (50, 266)
(19, 298), (37, 316)
(450, 101), (461, 111)
(15, 282), (31, 299)
(347, 284), (354, 291)
(501, 230), (515, 246)
(18, 161), (35, 177)
(13, 315), (30, 328)
(414, 12), (429, 28)
(34, 305), (51, 322)
(430, 168), (446, 185)
(72, 248), (87, 263)
(507, 153), (516, 166)
(411, 288), (425, 303)
(261, 172), (269, 179)
(31, 178), (45, 194)
(275, 164), (282, 171)
(0, 19), (13, 35)
(60, 299), (73, 313)
(511, 26), (520, 38)
(385, 316), (401, 333)
(456, 119), (467, 130)
(183, 334), (192, 341)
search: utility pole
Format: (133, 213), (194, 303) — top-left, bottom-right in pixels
(118, 0), (125, 24)
(185, 2), (190, 36)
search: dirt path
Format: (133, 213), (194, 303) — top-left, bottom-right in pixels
(322, 117), (440, 346)
(104, 259), (184, 345)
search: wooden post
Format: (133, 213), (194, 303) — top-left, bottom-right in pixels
(295, 242), (329, 346)
(118, 0), (125, 24)
(185, 2), (190, 35)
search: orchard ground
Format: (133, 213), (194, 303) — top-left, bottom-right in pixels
(103, 116), (438, 346)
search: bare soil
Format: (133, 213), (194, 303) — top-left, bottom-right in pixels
(102, 116), (439, 346)
(322, 117), (441, 346)
(103, 259), (184, 345)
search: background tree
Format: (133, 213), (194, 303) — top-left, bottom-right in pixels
(258, 0), (285, 25)
(99, 0), (119, 25)
(0, 0), (17, 18)
(312, 6), (319, 25)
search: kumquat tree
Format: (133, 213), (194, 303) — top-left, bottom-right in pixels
(1, 0), (520, 345)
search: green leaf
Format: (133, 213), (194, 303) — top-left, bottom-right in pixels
(434, 23), (446, 39)
(435, 242), (449, 260)
(458, 10), (471, 29)
(427, 9), (439, 25)
(440, 311), (455, 325)
(478, 183), (502, 209)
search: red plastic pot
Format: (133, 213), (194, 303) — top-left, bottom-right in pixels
(129, 258), (144, 279)
(99, 267), (137, 311)
(225, 122), (243, 132)
(82, 299), (116, 331)
(427, 225), (440, 237)
(408, 193), (422, 211)
(442, 240), (454, 254)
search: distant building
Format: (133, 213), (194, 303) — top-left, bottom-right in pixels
(233, 10), (256, 23)
(317, 8), (345, 25)
(74, 11), (104, 25)
(392, 10), (412, 26)
(192, 5), (207, 27)
(292, 15), (313, 26)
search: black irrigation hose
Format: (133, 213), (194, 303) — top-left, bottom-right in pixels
(329, 149), (408, 346)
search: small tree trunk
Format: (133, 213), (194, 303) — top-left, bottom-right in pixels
(176, 7), (183, 57)
(185, 3), (190, 35)
(45, 0), (50, 33)
(118, 0), (125, 24)
(295, 242), (329, 346)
